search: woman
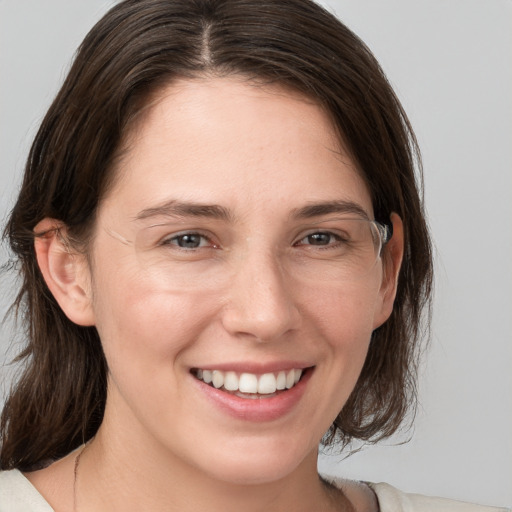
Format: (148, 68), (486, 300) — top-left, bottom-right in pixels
(0, 0), (508, 511)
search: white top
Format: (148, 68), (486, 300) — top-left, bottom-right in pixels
(0, 469), (509, 511)
(0, 470), (52, 512)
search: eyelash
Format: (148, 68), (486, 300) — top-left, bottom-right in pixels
(294, 231), (349, 249)
(160, 232), (217, 250)
(158, 230), (347, 251)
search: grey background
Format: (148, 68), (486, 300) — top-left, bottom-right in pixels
(1, 0), (511, 506)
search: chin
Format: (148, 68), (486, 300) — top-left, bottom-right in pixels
(190, 435), (316, 486)
(204, 458), (301, 486)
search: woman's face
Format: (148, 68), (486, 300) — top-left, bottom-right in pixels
(84, 77), (397, 484)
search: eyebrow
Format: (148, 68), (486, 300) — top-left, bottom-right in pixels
(134, 200), (233, 222)
(291, 200), (370, 220)
(134, 198), (369, 223)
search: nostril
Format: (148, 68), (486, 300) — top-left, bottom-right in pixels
(220, 298), (301, 342)
(220, 258), (300, 340)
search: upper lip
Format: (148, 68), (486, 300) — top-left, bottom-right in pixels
(190, 361), (314, 374)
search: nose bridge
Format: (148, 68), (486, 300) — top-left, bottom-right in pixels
(221, 243), (300, 341)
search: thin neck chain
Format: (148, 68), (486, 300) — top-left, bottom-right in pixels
(73, 444), (87, 512)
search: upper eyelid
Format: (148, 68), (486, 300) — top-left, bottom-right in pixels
(296, 224), (351, 237)
(144, 215), (367, 229)
(159, 230), (216, 246)
(159, 229), (345, 242)
(146, 220), (358, 245)
(295, 230), (344, 244)
(305, 214), (376, 230)
(291, 217), (366, 234)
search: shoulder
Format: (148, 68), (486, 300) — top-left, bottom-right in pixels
(323, 476), (510, 512)
(369, 482), (510, 512)
(0, 469), (54, 512)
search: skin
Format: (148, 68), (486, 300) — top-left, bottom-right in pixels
(30, 77), (403, 511)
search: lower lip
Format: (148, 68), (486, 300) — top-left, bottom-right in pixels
(191, 369), (313, 422)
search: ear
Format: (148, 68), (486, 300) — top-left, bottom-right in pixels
(34, 218), (95, 326)
(373, 212), (404, 329)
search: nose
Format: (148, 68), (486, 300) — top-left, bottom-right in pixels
(220, 250), (301, 342)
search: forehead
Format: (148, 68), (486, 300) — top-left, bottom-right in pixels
(102, 76), (372, 221)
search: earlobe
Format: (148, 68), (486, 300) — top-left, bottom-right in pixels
(34, 218), (95, 326)
(373, 212), (404, 329)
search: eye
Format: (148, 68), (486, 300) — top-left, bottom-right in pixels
(162, 232), (214, 249)
(296, 232), (343, 247)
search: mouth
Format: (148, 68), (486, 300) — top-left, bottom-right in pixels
(191, 367), (309, 399)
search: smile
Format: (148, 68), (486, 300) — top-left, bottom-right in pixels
(192, 368), (304, 397)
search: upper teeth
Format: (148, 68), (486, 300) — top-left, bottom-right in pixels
(195, 369), (303, 394)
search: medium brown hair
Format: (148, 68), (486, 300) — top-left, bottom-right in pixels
(1, 0), (432, 470)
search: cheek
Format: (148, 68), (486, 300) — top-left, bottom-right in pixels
(94, 286), (210, 352)
(303, 274), (382, 342)
(89, 258), (220, 380)
(90, 273), (224, 433)
(303, 277), (382, 386)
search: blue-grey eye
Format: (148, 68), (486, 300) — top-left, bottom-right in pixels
(304, 232), (335, 245)
(172, 234), (204, 248)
